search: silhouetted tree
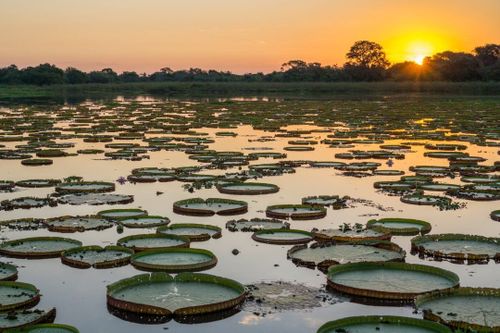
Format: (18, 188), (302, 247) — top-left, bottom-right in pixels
(64, 67), (88, 84)
(0, 65), (22, 84)
(21, 64), (64, 85)
(424, 52), (480, 81)
(119, 71), (141, 82)
(387, 61), (422, 81)
(344, 40), (390, 81)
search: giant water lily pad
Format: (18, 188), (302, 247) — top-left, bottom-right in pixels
(367, 218), (432, 235)
(401, 194), (452, 206)
(8, 323), (80, 332)
(411, 234), (500, 262)
(313, 227), (391, 243)
(288, 241), (405, 271)
(43, 216), (114, 233)
(225, 218), (290, 232)
(119, 216), (170, 228)
(0, 281), (40, 311)
(317, 315), (452, 333)
(0, 308), (56, 331)
(1, 197), (54, 210)
(131, 248), (217, 272)
(216, 182), (279, 195)
(0, 263), (17, 281)
(173, 198), (248, 216)
(57, 193), (134, 205)
(326, 262), (459, 302)
(266, 204), (326, 220)
(0, 237), (82, 258)
(117, 234), (190, 252)
(491, 210), (500, 222)
(301, 195), (347, 208)
(97, 208), (147, 220)
(61, 245), (133, 269)
(15, 179), (61, 188)
(55, 181), (115, 194)
(252, 229), (313, 245)
(107, 272), (246, 321)
(416, 287), (500, 332)
(157, 224), (221, 241)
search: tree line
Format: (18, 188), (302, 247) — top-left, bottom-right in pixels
(0, 41), (498, 85)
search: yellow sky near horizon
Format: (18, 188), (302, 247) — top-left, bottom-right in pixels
(0, 0), (498, 73)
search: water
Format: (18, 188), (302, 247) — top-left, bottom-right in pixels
(0, 96), (499, 332)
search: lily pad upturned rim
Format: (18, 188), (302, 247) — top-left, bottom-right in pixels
(216, 182), (280, 195)
(131, 248), (218, 272)
(366, 218), (432, 235)
(61, 245), (134, 269)
(117, 234), (190, 252)
(0, 281), (40, 311)
(288, 240), (405, 272)
(20, 159), (53, 166)
(265, 204), (327, 220)
(225, 218), (290, 232)
(312, 228), (392, 243)
(119, 215), (170, 228)
(97, 208), (148, 220)
(106, 272), (246, 318)
(0, 307), (56, 331)
(157, 224), (222, 241)
(0, 262), (18, 281)
(173, 198), (248, 216)
(326, 261), (460, 301)
(491, 210), (500, 222)
(0, 237), (83, 258)
(252, 229), (313, 245)
(55, 181), (116, 194)
(6, 323), (80, 333)
(316, 315), (452, 333)
(43, 215), (114, 233)
(415, 287), (500, 333)
(411, 233), (500, 262)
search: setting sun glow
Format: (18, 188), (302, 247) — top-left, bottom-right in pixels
(407, 41), (434, 65)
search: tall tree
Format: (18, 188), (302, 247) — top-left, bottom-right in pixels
(344, 40), (390, 81)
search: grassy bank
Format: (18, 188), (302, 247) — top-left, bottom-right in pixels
(1, 81), (499, 101)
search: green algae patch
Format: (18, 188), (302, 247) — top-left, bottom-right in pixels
(131, 248), (217, 272)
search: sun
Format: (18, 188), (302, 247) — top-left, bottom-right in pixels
(406, 41), (434, 65)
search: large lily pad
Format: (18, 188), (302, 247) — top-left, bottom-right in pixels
(0, 308), (56, 331)
(55, 181), (115, 194)
(266, 204), (326, 220)
(157, 224), (221, 241)
(7, 323), (80, 332)
(326, 262), (459, 302)
(0, 281), (40, 311)
(61, 245), (133, 269)
(225, 218), (290, 232)
(131, 248), (217, 272)
(216, 182), (279, 195)
(119, 216), (170, 228)
(252, 229), (313, 245)
(106, 272), (246, 321)
(57, 193), (134, 205)
(117, 234), (190, 252)
(317, 315), (452, 333)
(0, 263), (18, 281)
(367, 218), (432, 235)
(416, 287), (500, 332)
(0, 237), (82, 259)
(173, 198), (248, 216)
(43, 216), (114, 233)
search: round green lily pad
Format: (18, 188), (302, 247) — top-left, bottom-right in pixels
(216, 182), (279, 195)
(8, 323), (80, 332)
(367, 218), (432, 235)
(0, 263), (18, 281)
(401, 194), (452, 206)
(0, 237), (82, 258)
(15, 179), (61, 188)
(117, 234), (190, 252)
(491, 210), (500, 222)
(0, 308), (56, 331)
(288, 241), (405, 271)
(61, 245), (133, 269)
(97, 209), (147, 220)
(266, 204), (326, 220)
(411, 234), (500, 262)
(326, 262), (459, 302)
(43, 216), (114, 233)
(157, 224), (221, 242)
(119, 216), (170, 228)
(131, 248), (217, 272)
(55, 181), (115, 194)
(416, 287), (500, 332)
(107, 272), (246, 320)
(301, 195), (347, 208)
(317, 315), (452, 333)
(252, 229), (313, 245)
(173, 198), (248, 216)
(21, 159), (53, 166)
(57, 193), (134, 206)
(225, 218), (290, 232)
(0, 281), (40, 311)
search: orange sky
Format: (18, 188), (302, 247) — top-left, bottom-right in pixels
(0, 0), (498, 73)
